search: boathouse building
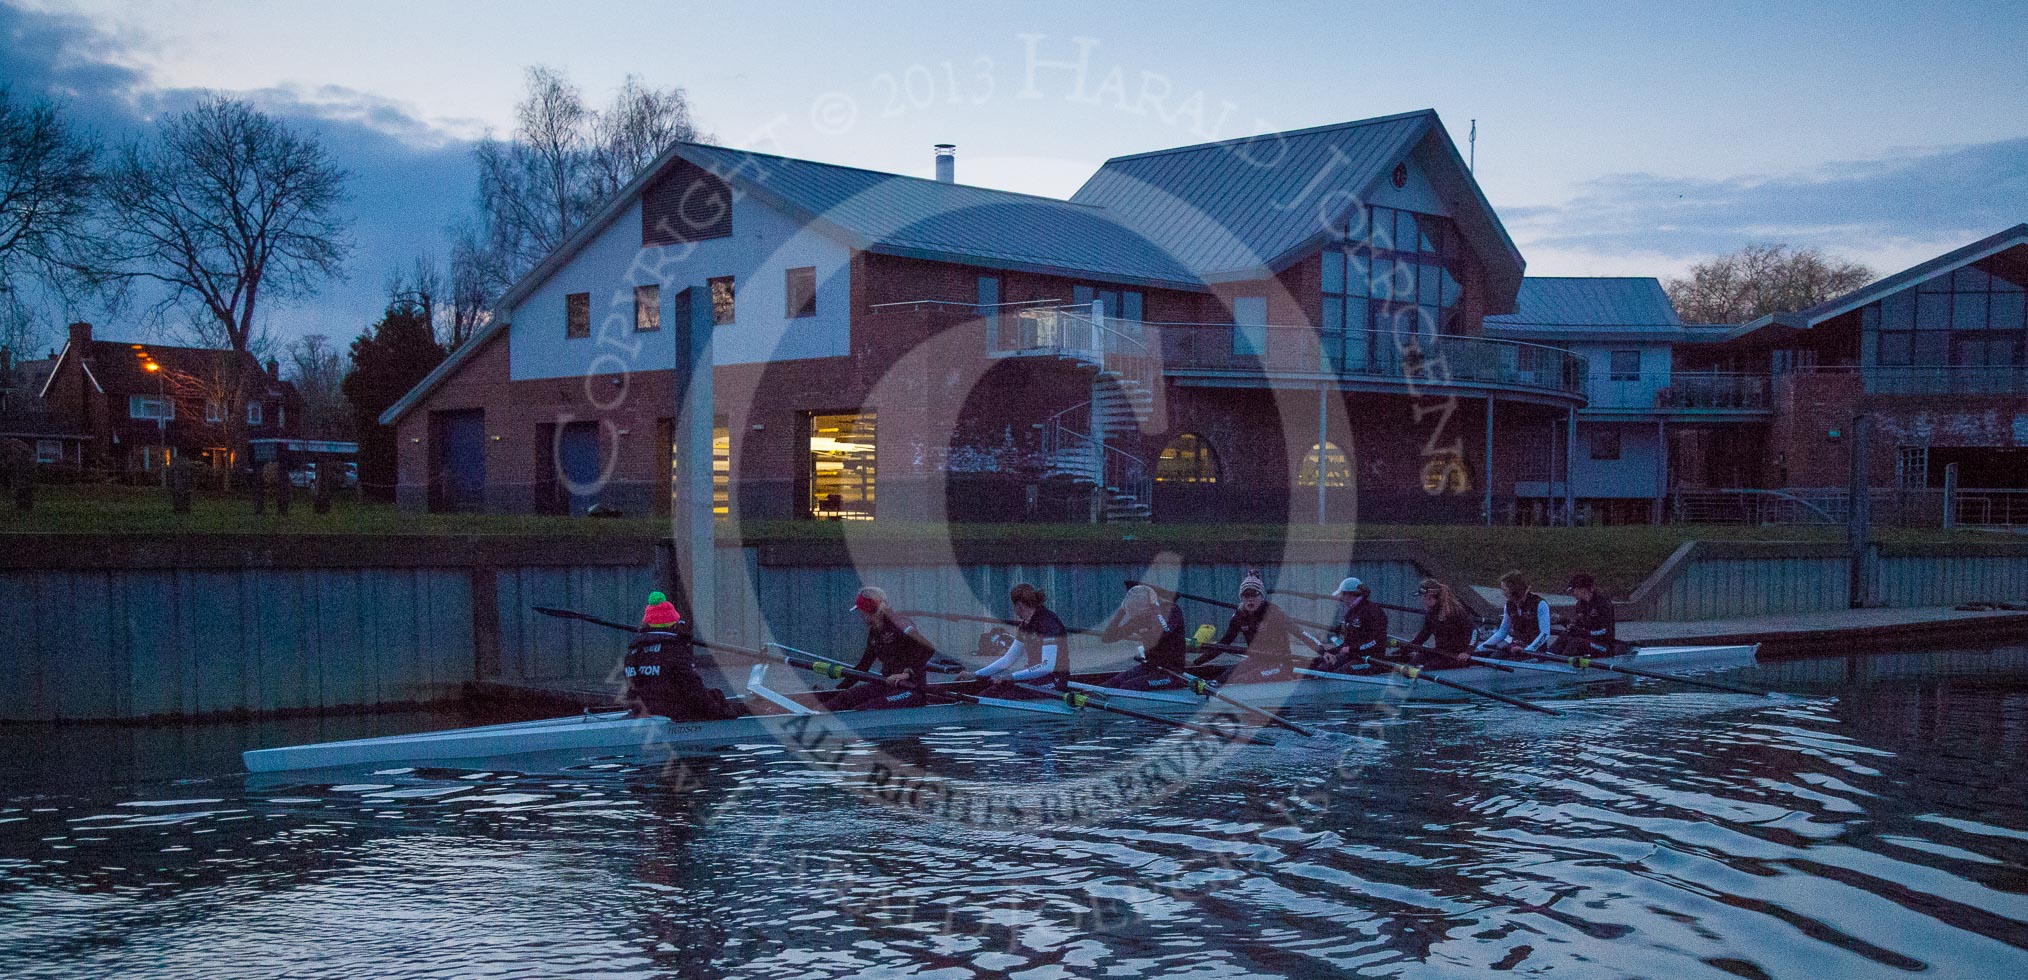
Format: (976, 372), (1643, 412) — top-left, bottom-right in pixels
(381, 109), (2028, 527)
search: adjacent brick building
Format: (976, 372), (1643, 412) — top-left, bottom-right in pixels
(38, 321), (299, 475)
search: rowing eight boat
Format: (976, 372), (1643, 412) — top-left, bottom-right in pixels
(242, 644), (1758, 773)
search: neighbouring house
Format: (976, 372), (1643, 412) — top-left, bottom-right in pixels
(38, 321), (301, 476)
(0, 344), (85, 469)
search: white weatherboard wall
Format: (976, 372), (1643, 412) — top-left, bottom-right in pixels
(1570, 422), (1663, 499)
(507, 193), (852, 381)
(1579, 343), (1673, 410)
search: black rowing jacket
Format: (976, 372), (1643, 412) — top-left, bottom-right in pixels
(1410, 607), (1475, 655)
(624, 625), (743, 721)
(845, 611), (936, 688)
(1101, 601), (1188, 671)
(1564, 594), (1617, 654)
(1334, 598), (1388, 660)
(1198, 601), (1298, 665)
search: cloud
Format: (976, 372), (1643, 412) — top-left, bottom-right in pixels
(1, 1), (480, 344)
(1512, 138), (2028, 272)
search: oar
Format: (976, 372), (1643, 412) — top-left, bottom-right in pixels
(1142, 663), (1319, 737)
(756, 640), (1273, 746)
(1126, 580), (1340, 633)
(1347, 656), (1562, 715)
(1524, 652), (1775, 697)
(535, 605), (640, 632)
(1186, 635), (1563, 717)
(994, 680), (1276, 746)
(898, 609), (1021, 628)
(1389, 635), (1515, 673)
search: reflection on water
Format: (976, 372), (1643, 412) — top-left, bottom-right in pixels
(2, 649), (2026, 979)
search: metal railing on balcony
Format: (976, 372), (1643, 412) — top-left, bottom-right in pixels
(1950, 487), (2028, 529)
(1656, 372), (1772, 410)
(988, 303), (1157, 393)
(1150, 321), (1588, 399)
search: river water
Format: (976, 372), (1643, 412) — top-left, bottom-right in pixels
(3, 649), (2026, 979)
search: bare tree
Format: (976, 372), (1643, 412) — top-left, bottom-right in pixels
(444, 223), (498, 349)
(283, 333), (351, 440)
(466, 67), (708, 310)
(587, 75), (703, 202)
(1666, 243), (1874, 324)
(0, 87), (101, 335)
(90, 95), (351, 466)
(385, 252), (442, 326)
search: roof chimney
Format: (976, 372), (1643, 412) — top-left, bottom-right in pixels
(67, 321), (93, 348)
(934, 144), (955, 184)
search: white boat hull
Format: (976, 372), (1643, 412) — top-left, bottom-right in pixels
(243, 644), (1758, 773)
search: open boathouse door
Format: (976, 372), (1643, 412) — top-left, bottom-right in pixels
(430, 409), (486, 512)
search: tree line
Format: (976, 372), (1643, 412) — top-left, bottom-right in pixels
(1, 67), (704, 497)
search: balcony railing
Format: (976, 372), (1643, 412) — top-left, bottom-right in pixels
(1656, 372), (1772, 410)
(988, 304), (1156, 392)
(1151, 321), (1588, 399)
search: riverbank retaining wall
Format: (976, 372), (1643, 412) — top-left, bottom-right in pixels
(0, 536), (1452, 722)
(1622, 540), (2028, 621)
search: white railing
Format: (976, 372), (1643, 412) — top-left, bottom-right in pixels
(1949, 487), (2028, 529)
(990, 303), (1158, 394)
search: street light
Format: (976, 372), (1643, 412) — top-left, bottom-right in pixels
(141, 356), (164, 473)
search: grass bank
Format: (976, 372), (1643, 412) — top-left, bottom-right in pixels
(2, 484), (2004, 596)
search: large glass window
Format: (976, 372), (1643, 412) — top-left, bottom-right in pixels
(1155, 434), (1219, 484)
(1609, 350), (1641, 381)
(808, 411), (875, 520)
(667, 422), (731, 517)
(1297, 441), (1350, 488)
(1869, 259), (2027, 372)
(1320, 205), (1465, 373)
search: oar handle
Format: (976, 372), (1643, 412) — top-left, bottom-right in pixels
(1021, 683), (1275, 746)
(1360, 656), (1561, 715)
(1147, 665), (1318, 737)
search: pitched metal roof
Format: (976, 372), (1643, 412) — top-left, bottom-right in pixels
(1068, 109), (1526, 307)
(1484, 277), (1685, 339)
(672, 144), (1201, 288)
(1726, 224), (2028, 341)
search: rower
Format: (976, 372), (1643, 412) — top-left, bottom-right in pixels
(1553, 573), (1618, 658)
(623, 592), (747, 721)
(1094, 584), (1189, 691)
(1477, 571), (1552, 658)
(964, 583), (1070, 697)
(1405, 578), (1475, 667)
(1191, 570), (1306, 684)
(1314, 577), (1387, 673)
(827, 586), (937, 712)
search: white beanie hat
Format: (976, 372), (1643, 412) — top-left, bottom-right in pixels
(1332, 577), (1366, 596)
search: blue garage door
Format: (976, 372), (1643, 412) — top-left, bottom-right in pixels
(558, 421), (604, 516)
(435, 409), (486, 511)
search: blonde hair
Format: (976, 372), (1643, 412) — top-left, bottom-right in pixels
(856, 585), (888, 607)
(1419, 577), (1467, 622)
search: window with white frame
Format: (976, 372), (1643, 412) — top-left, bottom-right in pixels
(1896, 446), (1929, 489)
(35, 440), (62, 464)
(247, 402), (264, 425)
(1608, 350), (1641, 381)
(206, 399), (226, 423)
(128, 394), (174, 420)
